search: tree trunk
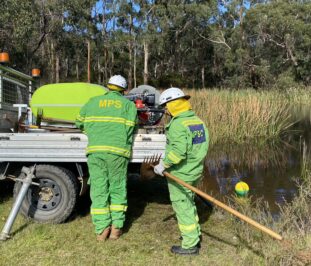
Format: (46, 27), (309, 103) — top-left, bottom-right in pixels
(76, 55), (79, 80)
(55, 53), (60, 83)
(127, 12), (133, 90)
(102, 2), (108, 83)
(98, 56), (101, 84)
(110, 52), (114, 77)
(65, 57), (69, 78)
(104, 48), (108, 82)
(134, 44), (137, 88)
(51, 41), (55, 83)
(44, 38), (51, 83)
(154, 62), (158, 79)
(239, 3), (245, 41)
(201, 66), (205, 89)
(128, 42), (133, 90)
(87, 39), (91, 83)
(143, 41), (149, 85)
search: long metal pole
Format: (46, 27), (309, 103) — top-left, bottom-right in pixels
(0, 167), (35, 241)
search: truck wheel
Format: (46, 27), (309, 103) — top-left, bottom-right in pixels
(13, 164), (78, 224)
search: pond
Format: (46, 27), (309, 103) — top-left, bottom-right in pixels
(200, 113), (311, 216)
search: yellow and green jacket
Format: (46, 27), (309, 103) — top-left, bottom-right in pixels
(163, 110), (209, 181)
(75, 91), (137, 158)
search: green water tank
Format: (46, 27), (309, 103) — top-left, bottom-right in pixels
(30, 83), (107, 122)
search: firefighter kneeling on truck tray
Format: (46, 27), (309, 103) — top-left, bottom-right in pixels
(154, 87), (209, 255)
(76, 75), (137, 241)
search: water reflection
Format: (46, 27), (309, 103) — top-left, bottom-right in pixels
(201, 139), (308, 214)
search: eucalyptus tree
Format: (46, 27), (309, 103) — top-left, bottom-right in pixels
(105, 0), (141, 89)
(145, 0), (216, 88)
(0, 0), (42, 73)
(244, 1), (311, 87)
(207, 0), (311, 88)
(1, 0), (310, 88)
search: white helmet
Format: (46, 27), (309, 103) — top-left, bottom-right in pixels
(108, 75), (127, 90)
(159, 87), (190, 106)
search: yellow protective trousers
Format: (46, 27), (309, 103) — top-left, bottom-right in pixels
(87, 153), (128, 235)
(168, 178), (201, 249)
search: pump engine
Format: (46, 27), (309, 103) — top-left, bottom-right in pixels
(126, 85), (164, 127)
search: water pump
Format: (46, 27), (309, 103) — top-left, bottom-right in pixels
(126, 85), (164, 127)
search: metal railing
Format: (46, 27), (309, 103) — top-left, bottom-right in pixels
(0, 65), (34, 108)
(0, 65), (36, 131)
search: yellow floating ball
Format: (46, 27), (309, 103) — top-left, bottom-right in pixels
(235, 181), (249, 197)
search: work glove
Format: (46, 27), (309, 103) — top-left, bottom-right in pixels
(154, 160), (166, 176)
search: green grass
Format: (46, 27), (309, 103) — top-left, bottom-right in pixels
(1, 175), (311, 266)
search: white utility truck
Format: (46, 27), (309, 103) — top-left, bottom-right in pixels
(0, 65), (166, 224)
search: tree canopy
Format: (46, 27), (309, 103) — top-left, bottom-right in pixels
(0, 0), (310, 89)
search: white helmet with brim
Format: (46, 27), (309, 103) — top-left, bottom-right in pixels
(159, 87), (190, 106)
(107, 75), (127, 90)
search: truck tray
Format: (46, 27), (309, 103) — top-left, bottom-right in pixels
(0, 133), (166, 163)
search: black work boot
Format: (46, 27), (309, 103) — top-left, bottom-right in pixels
(171, 245), (199, 256)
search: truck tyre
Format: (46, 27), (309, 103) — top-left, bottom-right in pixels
(13, 164), (78, 224)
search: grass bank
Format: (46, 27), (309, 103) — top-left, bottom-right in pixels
(185, 88), (311, 144)
(228, 170), (311, 265)
(1, 168), (311, 266)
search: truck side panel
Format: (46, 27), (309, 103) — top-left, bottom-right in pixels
(0, 133), (166, 163)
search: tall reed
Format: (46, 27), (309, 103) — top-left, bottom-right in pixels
(185, 89), (298, 144)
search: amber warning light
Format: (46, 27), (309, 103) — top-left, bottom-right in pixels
(32, 68), (41, 77)
(0, 52), (9, 64)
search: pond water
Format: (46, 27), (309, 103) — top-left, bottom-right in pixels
(200, 118), (311, 215)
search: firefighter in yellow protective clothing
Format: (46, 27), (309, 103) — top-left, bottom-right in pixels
(76, 75), (137, 241)
(154, 87), (209, 255)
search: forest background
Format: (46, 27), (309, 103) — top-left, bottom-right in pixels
(0, 0), (310, 90)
